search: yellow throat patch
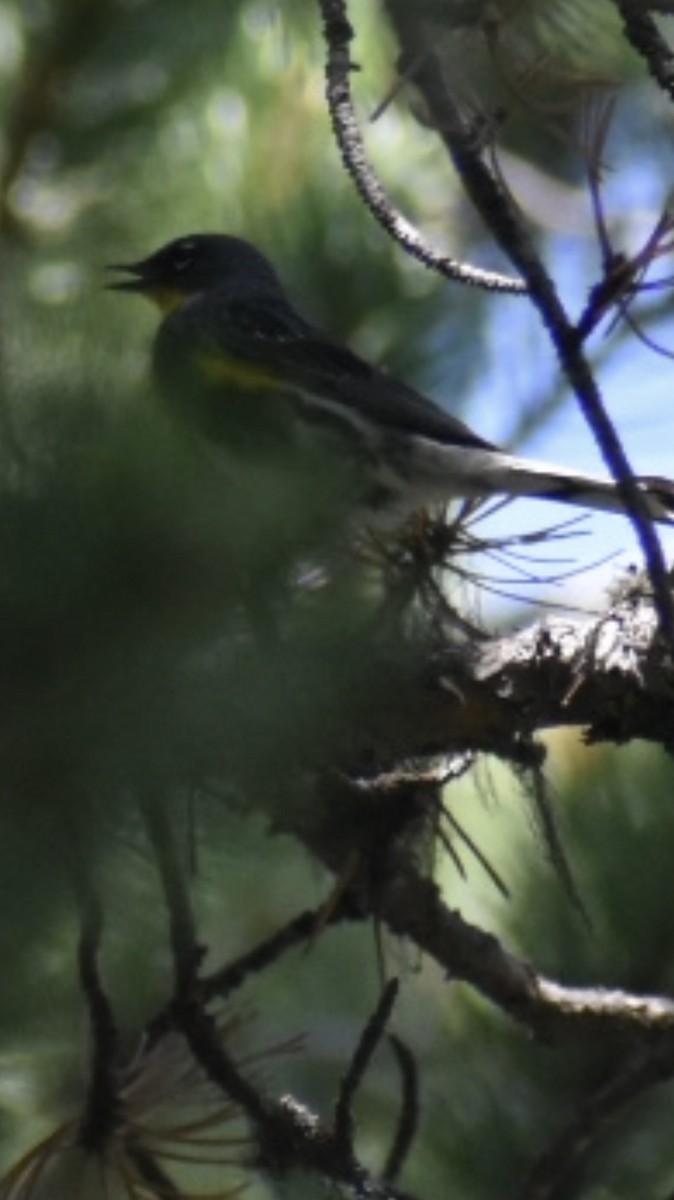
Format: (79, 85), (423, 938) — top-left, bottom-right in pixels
(145, 287), (189, 314)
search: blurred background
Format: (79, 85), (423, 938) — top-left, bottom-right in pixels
(1, 1), (674, 1197)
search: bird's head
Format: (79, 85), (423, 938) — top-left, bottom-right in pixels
(108, 233), (283, 313)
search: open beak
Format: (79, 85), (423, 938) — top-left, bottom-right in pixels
(106, 260), (152, 292)
(106, 256), (186, 313)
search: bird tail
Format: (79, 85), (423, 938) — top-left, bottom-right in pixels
(407, 441), (674, 525)
(493, 454), (674, 525)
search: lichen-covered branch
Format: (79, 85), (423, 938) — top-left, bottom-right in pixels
(317, 0), (525, 293)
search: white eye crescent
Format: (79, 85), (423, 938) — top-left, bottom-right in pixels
(171, 241), (196, 271)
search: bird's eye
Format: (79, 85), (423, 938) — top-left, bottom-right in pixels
(170, 241), (196, 272)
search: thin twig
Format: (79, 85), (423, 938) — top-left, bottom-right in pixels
(138, 792), (204, 997)
(317, 0), (525, 294)
(70, 857), (119, 1152)
(140, 792), (278, 1135)
(610, 1), (674, 103)
(201, 899), (363, 1004)
(334, 979), (400, 1151)
(383, 1035), (420, 1184)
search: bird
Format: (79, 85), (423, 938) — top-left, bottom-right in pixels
(109, 232), (674, 529)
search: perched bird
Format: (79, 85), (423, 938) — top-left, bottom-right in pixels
(109, 233), (674, 528)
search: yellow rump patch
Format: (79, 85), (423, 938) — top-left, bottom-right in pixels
(196, 351), (280, 391)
